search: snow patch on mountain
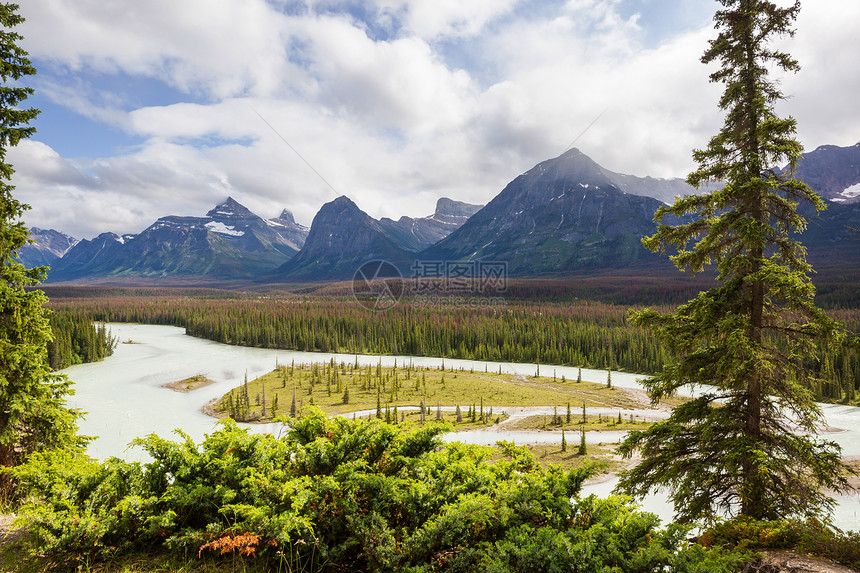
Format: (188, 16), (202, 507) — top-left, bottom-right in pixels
(205, 221), (245, 236)
(834, 183), (860, 203)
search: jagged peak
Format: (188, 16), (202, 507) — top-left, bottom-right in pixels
(530, 147), (602, 172)
(206, 196), (256, 219)
(518, 147), (614, 190)
(277, 209), (296, 224)
(318, 195), (362, 214)
(330, 195), (355, 207)
(305, 196), (378, 235)
(434, 197), (482, 218)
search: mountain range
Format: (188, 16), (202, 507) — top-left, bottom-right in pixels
(782, 142), (860, 204)
(421, 148), (673, 275)
(44, 198), (309, 281)
(25, 141), (860, 284)
(18, 228), (77, 268)
(378, 198), (483, 253)
(270, 197), (484, 281)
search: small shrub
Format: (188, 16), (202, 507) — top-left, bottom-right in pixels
(12, 409), (749, 571)
(700, 517), (860, 570)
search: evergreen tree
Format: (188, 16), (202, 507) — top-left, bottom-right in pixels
(270, 393), (278, 418)
(617, 0), (850, 522)
(376, 389), (382, 419)
(260, 386), (266, 417)
(290, 387), (297, 417)
(0, 4), (83, 496)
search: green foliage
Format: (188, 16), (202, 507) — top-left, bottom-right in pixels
(48, 294), (673, 374)
(47, 289), (859, 406)
(13, 410), (746, 571)
(0, 3), (83, 497)
(41, 286), (860, 404)
(618, 0), (852, 523)
(46, 308), (117, 369)
(699, 517), (860, 570)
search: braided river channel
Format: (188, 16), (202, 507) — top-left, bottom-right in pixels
(63, 323), (860, 530)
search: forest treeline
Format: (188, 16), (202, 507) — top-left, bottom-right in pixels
(46, 308), (117, 370)
(44, 291), (860, 404)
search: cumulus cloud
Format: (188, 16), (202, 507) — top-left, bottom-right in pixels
(11, 0), (860, 240)
(21, 0), (297, 99)
(305, 16), (478, 134)
(782, 0), (860, 150)
(374, 0), (518, 40)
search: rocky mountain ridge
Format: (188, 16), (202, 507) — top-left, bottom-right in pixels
(378, 198), (484, 253)
(782, 141), (860, 204)
(24, 141), (860, 284)
(17, 228), (78, 268)
(45, 197), (309, 281)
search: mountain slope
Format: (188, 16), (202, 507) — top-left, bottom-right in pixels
(378, 198), (483, 252)
(48, 232), (131, 279)
(274, 195), (413, 281)
(266, 209), (309, 252)
(784, 142), (860, 204)
(420, 149), (671, 275)
(17, 228), (77, 268)
(47, 198), (308, 282)
(801, 200), (860, 277)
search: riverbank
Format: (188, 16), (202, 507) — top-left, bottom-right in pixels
(58, 323), (860, 532)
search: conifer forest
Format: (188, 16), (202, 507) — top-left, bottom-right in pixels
(45, 288), (859, 405)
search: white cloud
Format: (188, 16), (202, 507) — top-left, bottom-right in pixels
(9, 141), (96, 189)
(374, 0), (518, 40)
(36, 77), (131, 130)
(781, 0), (860, 150)
(304, 16), (478, 135)
(21, 0), (297, 99)
(11, 0), (860, 241)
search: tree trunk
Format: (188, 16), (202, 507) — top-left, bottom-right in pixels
(741, 1), (766, 518)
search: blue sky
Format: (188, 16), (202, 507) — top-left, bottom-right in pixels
(11, 0), (860, 240)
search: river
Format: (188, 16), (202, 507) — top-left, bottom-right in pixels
(62, 323), (859, 530)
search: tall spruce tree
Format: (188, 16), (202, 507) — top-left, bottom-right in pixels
(616, 0), (851, 523)
(0, 3), (83, 496)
